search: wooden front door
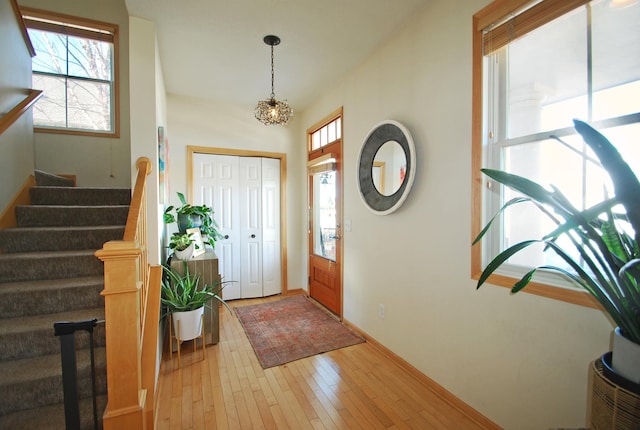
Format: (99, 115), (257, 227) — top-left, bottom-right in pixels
(308, 139), (342, 316)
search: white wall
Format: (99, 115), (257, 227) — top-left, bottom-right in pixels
(166, 94), (305, 294)
(300, 1), (613, 429)
(129, 16), (169, 388)
(0, 0), (36, 210)
(18, 0), (132, 188)
(129, 16), (166, 266)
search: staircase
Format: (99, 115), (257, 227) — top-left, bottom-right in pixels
(0, 171), (130, 429)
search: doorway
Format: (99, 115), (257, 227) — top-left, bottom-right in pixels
(189, 147), (288, 299)
(307, 109), (343, 316)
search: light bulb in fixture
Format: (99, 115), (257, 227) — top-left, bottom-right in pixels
(610, 0), (637, 7)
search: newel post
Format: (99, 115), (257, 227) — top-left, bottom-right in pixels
(96, 241), (146, 430)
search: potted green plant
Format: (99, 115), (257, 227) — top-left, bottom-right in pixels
(164, 192), (224, 249)
(474, 119), (640, 385)
(161, 262), (231, 341)
(168, 231), (198, 260)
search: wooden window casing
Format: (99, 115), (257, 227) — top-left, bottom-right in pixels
(21, 7), (120, 138)
(471, 0), (604, 309)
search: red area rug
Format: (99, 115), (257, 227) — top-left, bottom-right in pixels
(234, 296), (365, 369)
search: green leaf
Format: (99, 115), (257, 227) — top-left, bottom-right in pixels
(512, 269), (536, 293)
(542, 198), (618, 241)
(601, 220), (626, 262)
(574, 119), (640, 244)
(177, 192), (188, 206)
(481, 169), (573, 218)
(473, 197), (530, 245)
(477, 240), (540, 289)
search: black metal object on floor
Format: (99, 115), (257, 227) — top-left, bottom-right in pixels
(54, 318), (103, 430)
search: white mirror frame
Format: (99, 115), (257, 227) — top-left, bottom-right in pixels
(357, 120), (416, 215)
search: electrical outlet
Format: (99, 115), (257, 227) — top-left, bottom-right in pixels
(378, 304), (385, 320)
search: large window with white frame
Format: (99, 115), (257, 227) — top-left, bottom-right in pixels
(472, 0), (640, 306)
(22, 8), (119, 136)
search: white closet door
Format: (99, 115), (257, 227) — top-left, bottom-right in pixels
(261, 158), (281, 296)
(192, 153), (282, 300)
(192, 153), (241, 300)
(239, 157), (263, 299)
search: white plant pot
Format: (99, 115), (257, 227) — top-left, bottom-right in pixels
(173, 243), (194, 260)
(612, 326), (640, 384)
(172, 306), (205, 341)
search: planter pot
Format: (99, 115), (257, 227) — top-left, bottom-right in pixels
(178, 213), (203, 233)
(172, 306), (205, 341)
(591, 354), (640, 430)
(601, 352), (640, 395)
(612, 327), (640, 384)
(173, 243), (194, 260)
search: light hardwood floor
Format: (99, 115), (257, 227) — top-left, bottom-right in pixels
(155, 295), (495, 430)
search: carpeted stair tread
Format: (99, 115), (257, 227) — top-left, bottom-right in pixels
(0, 352), (66, 385)
(0, 307), (105, 338)
(15, 205), (129, 227)
(0, 250), (103, 282)
(0, 394), (107, 430)
(0, 347), (106, 416)
(0, 276), (103, 318)
(0, 275), (103, 294)
(0, 225), (125, 253)
(0, 307), (105, 361)
(30, 186), (131, 206)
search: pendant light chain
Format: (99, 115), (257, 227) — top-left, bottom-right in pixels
(270, 44), (275, 100)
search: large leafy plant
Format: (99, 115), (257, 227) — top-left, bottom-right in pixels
(474, 120), (640, 344)
(161, 263), (231, 315)
(164, 192), (223, 248)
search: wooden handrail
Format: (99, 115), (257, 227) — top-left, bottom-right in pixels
(11, 0), (35, 57)
(0, 89), (42, 136)
(96, 157), (158, 430)
(124, 157), (152, 310)
(124, 157), (152, 241)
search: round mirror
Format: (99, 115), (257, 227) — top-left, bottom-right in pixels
(358, 120), (416, 215)
(372, 140), (406, 196)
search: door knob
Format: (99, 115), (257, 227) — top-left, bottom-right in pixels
(250, 234), (256, 238)
(224, 235), (229, 239)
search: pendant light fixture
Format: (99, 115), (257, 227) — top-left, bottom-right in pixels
(254, 35), (293, 126)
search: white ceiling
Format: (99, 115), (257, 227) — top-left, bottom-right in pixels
(124, 0), (430, 111)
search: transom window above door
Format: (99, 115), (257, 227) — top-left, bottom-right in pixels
(310, 116), (341, 152)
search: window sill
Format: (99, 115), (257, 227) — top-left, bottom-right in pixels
(34, 127), (119, 139)
(471, 271), (602, 309)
